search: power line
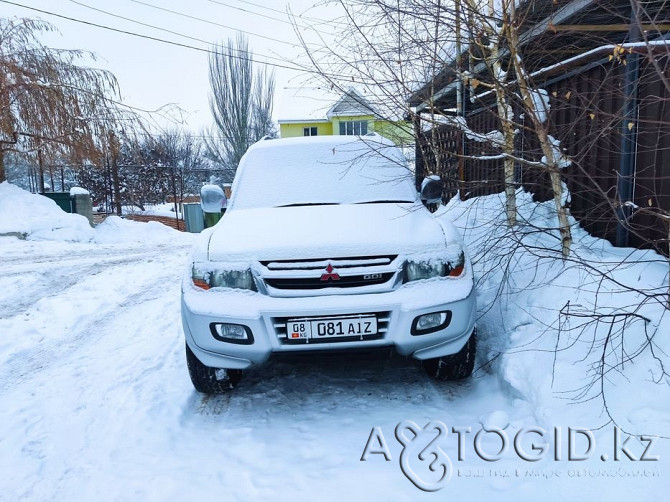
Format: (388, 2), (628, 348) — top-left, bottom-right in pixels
(204, 0), (343, 31)
(230, 0), (299, 17)
(225, 0), (349, 28)
(128, 0), (300, 47)
(0, 0), (362, 125)
(67, 0), (296, 68)
(204, 0), (299, 28)
(0, 0), (314, 75)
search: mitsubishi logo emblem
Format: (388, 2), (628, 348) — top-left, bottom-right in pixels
(320, 264), (340, 282)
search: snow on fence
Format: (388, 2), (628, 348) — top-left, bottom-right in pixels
(120, 214), (185, 231)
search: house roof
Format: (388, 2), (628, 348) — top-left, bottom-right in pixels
(326, 88), (378, 118)
(408, 0), (670, 110)
(277, 86), (379, 123)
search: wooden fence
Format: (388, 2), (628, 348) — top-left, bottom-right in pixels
(416, 53), (670, 255)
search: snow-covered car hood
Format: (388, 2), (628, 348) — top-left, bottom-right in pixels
(202, 203), (461, 262)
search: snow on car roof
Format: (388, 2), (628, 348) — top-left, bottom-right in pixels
(228, 135), (418, 211)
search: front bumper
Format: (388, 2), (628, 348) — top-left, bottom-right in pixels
(181, 279), (477, 370)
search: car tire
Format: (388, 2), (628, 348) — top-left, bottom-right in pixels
(423, 328), (476, 381)
(185, 342), (242, 393)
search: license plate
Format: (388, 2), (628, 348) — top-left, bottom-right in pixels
(286, 316), (378, 340)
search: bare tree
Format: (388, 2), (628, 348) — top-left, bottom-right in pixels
(300, 1), (658, 262)
(0, 18), (123, 185)
(151, 129), (208, 218)
(206, 34), (276, 174)
(463, 0), (518, 226)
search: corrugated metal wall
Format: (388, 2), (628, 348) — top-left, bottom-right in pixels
(628, 56), (670, 251)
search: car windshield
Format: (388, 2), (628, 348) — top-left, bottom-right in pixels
(228, 137), (418, 210)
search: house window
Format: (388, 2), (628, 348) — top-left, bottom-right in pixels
(303, 127), (318, 136)
(339, 120), (368, 136)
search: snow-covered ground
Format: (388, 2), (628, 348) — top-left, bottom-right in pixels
(0, 182), (668, 500)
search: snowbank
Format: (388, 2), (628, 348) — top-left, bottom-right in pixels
(0, 182), (94, 242)
(0, 182), (192, 245)
(94, 215), (192, 244)
(439, 190), (670, 432)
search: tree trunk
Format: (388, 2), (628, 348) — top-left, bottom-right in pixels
(106, 155), (112, 214)
(108, 132), (122, 216)
(504, 154), (516, 226)
(496, 94), (517, 226)
(110, 152), (122, 216)
(29, 165), (35, 192)
(550, 169), (572, 258)
(486, 0), (516, 226)
(48, 165), (55, 193)
(171, 168), (180, 230)
(506, 12), (572, 257)
(38, 149), (46, 193)
(0, 151), (5, 183)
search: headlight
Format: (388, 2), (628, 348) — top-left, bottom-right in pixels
(403, 252), (465, 282)
(192, 264), (257, 291)
(404, 260), (446, 281)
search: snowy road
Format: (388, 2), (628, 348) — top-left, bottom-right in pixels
(0, 232), (668, 501)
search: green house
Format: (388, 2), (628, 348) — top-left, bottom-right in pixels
(278, 88), (412, 147)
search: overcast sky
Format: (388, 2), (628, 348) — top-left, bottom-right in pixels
(2, 0), (341, 132)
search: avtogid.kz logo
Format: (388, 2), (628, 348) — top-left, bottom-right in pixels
(394, 421), (453, 491)
(360, 421), (661, 492)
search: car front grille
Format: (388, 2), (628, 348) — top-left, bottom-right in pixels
(260, 255), (398, 291)
(264, 272), (395, 290)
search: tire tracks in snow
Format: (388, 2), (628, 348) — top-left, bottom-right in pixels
(0, 263), (189, 501)
(0, 247), (190, 392)
(0, 245), (188, 318)
(0, 242), (178, 269)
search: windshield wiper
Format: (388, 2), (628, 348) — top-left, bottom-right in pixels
(277, 202), (340, 208)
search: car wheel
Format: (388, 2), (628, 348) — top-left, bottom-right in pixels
(185, 342), (242, 393)
(423, 328), (476, 381)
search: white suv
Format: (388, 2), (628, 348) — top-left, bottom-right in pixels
(180, 134), (476, 393)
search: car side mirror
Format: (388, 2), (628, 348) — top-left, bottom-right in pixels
(420, 176), (442, 205)
(201, 184), (226, 212)
(200, 184), (226, 227)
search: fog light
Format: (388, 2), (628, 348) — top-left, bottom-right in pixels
(419, 313), (445, 329)
(210, 323), (253, 345)
(411, 311), (452, 335)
